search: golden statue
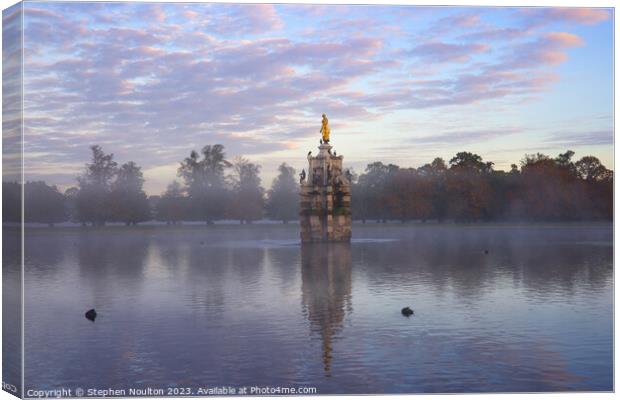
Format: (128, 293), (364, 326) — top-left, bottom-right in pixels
(320, 114), (330, 143)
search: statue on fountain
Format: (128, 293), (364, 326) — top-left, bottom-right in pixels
(320, 114), (330, 143)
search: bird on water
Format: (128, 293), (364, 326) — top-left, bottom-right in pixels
(85, 309), (97, 322)
(401, 307), (414, 317)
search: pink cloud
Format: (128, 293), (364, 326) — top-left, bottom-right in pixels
(422, 12), (483, 39)
(210, 4), (283, 35)
(498, 31), (584, 69)
(522, 7), (611, 26)
(439, 13), (481, 28)
(24, 7), (63, 20)
(252, 4), (284, 30)
(181, 8), (199, 19)
(459, 27), (526, 42)
(144, 4), (166, 23)
(410, 42), (489, 63)
(545, 31), (584, 46)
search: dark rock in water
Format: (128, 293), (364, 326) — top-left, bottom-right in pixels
(401, 307), (414, 317)
(484, 250), (489, 254)
(85, 309), (97, 322)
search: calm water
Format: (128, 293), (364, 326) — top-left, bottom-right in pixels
(16, 224), (613, 394)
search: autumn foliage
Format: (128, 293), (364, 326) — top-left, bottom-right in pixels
(352, 151), (612, 222)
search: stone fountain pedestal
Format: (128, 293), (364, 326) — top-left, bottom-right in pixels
(299, 143), (352, 242)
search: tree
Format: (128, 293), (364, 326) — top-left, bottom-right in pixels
(24, 181), (66, 226)
(75, 145), (118, 225)
(64, 187), (79, 223)
(487, 170), (521, 220)
(574, 156), (613, 219)
(449, 152), (494, 173)
(575, 156), (612, 182)
(519, 152), (578, 220)
(446, 152), (493, 221)
(266, 163), (298, 223)
(110, 161), (150, 225)
(555, 150), (577, 178)
(356, 162), (399, 222)
(418, 157), (447, 177)
(510, 164), (519, 174)
(384, 168), (431, 222)
(229, 157), (264, 223)
(156, 181), (187, 224)
(178, 144), (231, 224)
(418, 158), (448, 221)
(350, 168), (371, 223)
(2, 181), (21, 223)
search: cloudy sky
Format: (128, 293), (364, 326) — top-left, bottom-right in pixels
(15, 2), (614, 194)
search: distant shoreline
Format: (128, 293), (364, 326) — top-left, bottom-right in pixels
(4, 220), (613, 231)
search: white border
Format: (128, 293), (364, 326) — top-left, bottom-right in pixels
(0, 2), (615, 400)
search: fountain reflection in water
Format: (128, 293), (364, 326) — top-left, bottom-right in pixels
(301, 243), (352, 376)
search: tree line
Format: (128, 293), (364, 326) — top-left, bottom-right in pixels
(352, 151), (612, 222)
(2, 145), (613, 226)
(3, 144), (299, 225)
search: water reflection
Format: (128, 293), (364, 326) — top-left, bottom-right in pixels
(355, 225), (612, 301)
(20, 224), (612, 393)
(3, 227), (22, 395)
(301, 243), (352, 376)
(76, 230), (150, 304)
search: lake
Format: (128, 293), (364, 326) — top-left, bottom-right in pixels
(10, 223), (614, 394)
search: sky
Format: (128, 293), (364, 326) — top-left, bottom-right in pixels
(10, 2), (615, 195)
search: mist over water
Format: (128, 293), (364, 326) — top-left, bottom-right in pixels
(19, 223), (612, 393)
